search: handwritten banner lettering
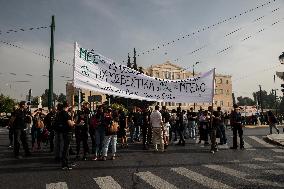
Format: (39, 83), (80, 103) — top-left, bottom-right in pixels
(73, 42), (214, 103)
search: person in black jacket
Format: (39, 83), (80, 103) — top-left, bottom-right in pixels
(230, 104), (244, 149)
(176, 107), (185, 146)
(44, 107), (56, 152)
(10, 101), (31, 159)
(75, 102), (90, 160)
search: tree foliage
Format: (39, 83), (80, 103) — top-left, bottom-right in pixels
(0, 94), (17, 113)
(237, 96), (255, 106)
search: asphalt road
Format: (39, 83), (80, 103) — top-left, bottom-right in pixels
(0, 126), (284, 189)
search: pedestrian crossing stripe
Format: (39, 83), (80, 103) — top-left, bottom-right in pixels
(204, 164), (284, 188)
(46, 182), (68, 189)
(248, 136), (284, 153)
(93, 176), (122, 189)
(265, 170), (284, 175)
(275, 156), (284, 159)
(135, 171), (178, 189)
(46, 162), (284, 189)
(240, 164), (265, 169)
(171, 167), (233, 189)
(252, 157), (273, 162)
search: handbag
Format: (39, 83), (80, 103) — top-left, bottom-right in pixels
(109, 121), (119, 133)
(36, 120), (44, 129)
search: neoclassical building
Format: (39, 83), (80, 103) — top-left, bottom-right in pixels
(144, 61), (233, 111)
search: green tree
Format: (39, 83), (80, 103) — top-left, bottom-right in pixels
(57, 93), (66, 103)
(41, 89), (57, 107)
(0, 94), (17, 113)
(237, 96), (255, 106)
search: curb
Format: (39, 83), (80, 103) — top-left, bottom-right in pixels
(264, 135), (284, 147)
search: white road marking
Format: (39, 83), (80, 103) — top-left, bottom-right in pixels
(171, 167), (233, 189)
(46, 182), (68, 189)
(265, 170), (284, 175)
(204, 165), (248, 179)
(240, 164), (265, 169)
(275, 156), (284, 159)
(248, 136), (284, 153)
(135, 171), (178, 189)
(204, 164), (284, 187)
(252, 157), (272, 162)
(94, 176), (122, 189)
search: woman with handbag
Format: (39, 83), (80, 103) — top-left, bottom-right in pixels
(102, 108), (119, 161)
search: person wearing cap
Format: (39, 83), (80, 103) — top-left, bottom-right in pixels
(230, 104), (244, 149)
(10, 101), (31, 159)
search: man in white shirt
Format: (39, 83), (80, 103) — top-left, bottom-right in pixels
(150, 105), (164, 152)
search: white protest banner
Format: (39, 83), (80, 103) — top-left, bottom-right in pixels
(73, 42), (215, 103)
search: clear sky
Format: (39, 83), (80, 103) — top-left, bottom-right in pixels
(0, 0), (283, 100)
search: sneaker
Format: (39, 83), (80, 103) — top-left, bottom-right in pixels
(92, 156), (98, 161)
(102, 156), (107, 161)
(210, 150), (215, 154)
(82, 156), (88, 161)
(111, 156), (116, 160)
(70, 162), (77, 167)
(8, 145), (13, 148)
(214, 148), (219, 152)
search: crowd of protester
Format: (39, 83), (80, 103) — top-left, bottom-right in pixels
(6, 100), (282, 170)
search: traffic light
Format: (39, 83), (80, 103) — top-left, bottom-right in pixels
(81, 92), (85, 102)
(281, 84), (284, 93)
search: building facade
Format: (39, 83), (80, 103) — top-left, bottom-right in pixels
(144, 61), (233, 111)
(66, 82), (107, 109)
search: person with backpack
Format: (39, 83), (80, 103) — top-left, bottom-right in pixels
(54, 102), (75, 170)
(267, 111), (280, 134)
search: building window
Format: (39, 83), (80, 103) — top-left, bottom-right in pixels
(156, 72), (160, 78)
(220, 101), (223, 106)
(218, 78), (222, 84)
(215, 89), (218, 95)
(226, 80), (229, 84)
(219, 89), (223, 94)
(164, 71), (171, 79)
(176, 74), (180, 79)
(226, 90), (229, 95)
(228, 102), (230, 107)
(215, 101), (218, 105)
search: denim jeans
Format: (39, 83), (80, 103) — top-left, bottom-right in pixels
(102, 135), (117, 157)
(95, 128), (105, 157)
(54, 131), (64, 159)
(188, 121), (196, 138)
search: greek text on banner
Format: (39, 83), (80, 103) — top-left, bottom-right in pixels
(73, 42), (215, 103)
